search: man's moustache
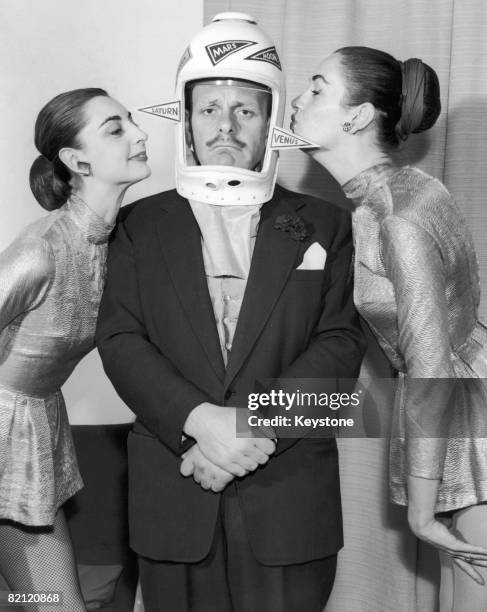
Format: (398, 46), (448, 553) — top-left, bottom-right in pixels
(206, 136), (245, 149)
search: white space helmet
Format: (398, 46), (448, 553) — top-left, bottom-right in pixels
(175, 12), (285, 206)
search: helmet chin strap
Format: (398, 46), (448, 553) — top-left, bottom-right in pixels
(187, 121), (202, 166)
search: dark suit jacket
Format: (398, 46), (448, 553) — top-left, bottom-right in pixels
(96, 185), (365, 565)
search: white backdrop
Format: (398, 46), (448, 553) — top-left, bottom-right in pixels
(0, 0), (203, 423)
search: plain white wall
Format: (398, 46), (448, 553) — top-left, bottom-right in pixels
(0, 0), (203, 423)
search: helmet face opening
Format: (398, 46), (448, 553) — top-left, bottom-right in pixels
(184, 78), (272, 174)
(175, 13), (285, 206)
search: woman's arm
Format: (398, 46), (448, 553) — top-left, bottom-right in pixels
(0, 236), (54, 330)
(381, 215), (454, 477)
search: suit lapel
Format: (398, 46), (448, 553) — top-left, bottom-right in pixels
(155, 195), (225, 383)
(224, 193), (305, 387)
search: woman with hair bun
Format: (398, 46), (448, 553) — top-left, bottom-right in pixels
(0, 88), (149, 610)
(292, 47), (487, 610)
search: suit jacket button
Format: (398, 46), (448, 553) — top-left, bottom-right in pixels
(224, 389), (233, 400)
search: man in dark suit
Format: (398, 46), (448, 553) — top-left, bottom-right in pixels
(96, 13), (365, 612)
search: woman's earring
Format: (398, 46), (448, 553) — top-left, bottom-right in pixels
(342, 122), (353, 133)
(77, 161), (92, 176)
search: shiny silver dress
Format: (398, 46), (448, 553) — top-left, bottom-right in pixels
(343, 163), (487, 513)
(0, 195), (113, 526)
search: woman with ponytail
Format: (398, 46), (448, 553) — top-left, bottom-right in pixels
(291, 48), (487, 610)
(0, 88), (149, 611)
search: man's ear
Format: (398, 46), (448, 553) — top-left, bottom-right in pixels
(349, 102), (376, 133)
(58, 147), (88, 176)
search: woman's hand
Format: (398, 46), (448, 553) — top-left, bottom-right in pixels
(407, 473), (487, 584)
(409, 515), (487, 584)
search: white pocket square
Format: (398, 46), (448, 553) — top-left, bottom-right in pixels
(296, 242), (327, 270)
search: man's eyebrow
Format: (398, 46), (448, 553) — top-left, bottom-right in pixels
(312, 74), (329, 84)
(99, 114), (122, 128)
(232, 100), (259, 108)
(198, 98), (221, 106)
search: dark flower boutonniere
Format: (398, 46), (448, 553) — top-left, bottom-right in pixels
(273, 214), (310, 241)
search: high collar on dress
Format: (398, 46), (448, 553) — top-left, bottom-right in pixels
(342, 162), (396, 208)
(64, 194), (115, 245)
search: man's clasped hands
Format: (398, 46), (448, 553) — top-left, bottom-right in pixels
(180, 402), (276, 492)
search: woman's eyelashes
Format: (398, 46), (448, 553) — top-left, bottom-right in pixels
(107, 115), (139, 136)
(104, 120), (123, 136)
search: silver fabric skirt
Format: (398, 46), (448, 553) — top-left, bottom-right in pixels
(0, 384), (83, 526)
(390, 321), (487, 513)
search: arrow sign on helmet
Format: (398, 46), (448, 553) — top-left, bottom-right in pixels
(137, 101), (181, 123)
(270, 126), (319, 150)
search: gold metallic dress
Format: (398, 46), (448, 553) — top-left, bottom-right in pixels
(0, 195), (113, 526)
(343, 163), (487, 513)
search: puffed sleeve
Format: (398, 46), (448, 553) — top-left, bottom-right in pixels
(380, 215), (455, 479)
(0, 236), (54, 331)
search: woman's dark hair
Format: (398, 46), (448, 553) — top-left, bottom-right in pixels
(29, 88), (108, 210)
(335, 46), (441, 150)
